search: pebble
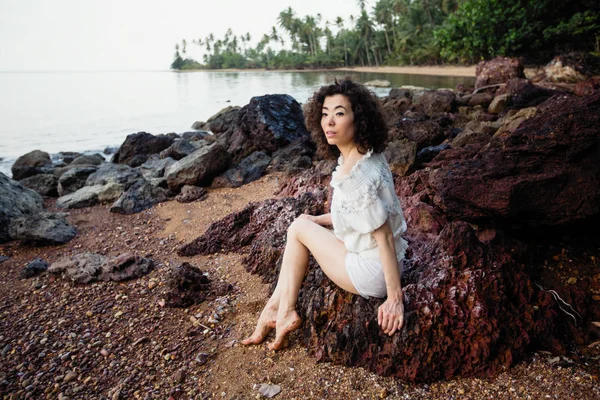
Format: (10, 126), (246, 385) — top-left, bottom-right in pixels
(64, 371), (78, 383)
(148, 281), (158, 290)
(173, 369), (186, 383)
(567, 277), (577, 284)
(2, 344), (12, 356)
(86, 311), (94, 317)
(100, 349), (110, 357)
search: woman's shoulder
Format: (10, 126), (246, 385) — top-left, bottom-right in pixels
(331, 151), (389, 193)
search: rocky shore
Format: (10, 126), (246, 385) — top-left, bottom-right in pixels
(1, 56), (600, 399)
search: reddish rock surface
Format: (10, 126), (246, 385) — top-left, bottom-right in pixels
(475, 57), (525, 90)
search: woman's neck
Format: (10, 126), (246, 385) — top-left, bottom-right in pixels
(338, 143), (357, 161)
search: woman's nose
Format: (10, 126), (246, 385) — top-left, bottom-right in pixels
(328, 116), (335, 125)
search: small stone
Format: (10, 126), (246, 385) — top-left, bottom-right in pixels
(567, 277), (577, 284)
(173, 369), (186, 383)
(148, 281), (158, 290)
(63, 371), (77, 383)
(114, 311), (123, 318)
(379, 388), (389, 398)
(100, 349), (109, 357)
(86, 311), (93, 317)
(39, 338), (48, 345)
(593, 295), (600, 301)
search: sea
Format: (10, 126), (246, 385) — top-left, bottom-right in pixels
(0, 70), (474, 178)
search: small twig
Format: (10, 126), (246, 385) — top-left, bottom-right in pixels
(535, 281), (582, 323)
(472, 83), (505, 94)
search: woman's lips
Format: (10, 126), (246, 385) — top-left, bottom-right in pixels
(325, 131), (337, 137)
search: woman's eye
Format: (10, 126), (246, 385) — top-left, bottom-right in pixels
(321, 113), (328, 117)
(336, 112), (344, 116)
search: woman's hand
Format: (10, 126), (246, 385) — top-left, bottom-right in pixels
(378, 294), (404, 336)
(298, 213), (332, 227)
(298, 214), (317, 223)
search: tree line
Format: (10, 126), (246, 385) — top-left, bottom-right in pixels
(171, 0), (600, 70)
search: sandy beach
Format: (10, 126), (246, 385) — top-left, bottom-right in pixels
(335, 65), (477, 77)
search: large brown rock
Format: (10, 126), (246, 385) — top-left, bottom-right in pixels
(429, 92), (600, 226)
(475, 57), (525, 90)
(112, 132), (175, 167)
(418, 90), (456, 115)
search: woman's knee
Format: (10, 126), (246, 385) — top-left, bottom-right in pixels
(287, 217), (312, 239)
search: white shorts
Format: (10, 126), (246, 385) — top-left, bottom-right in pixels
(345, 252), (402, 299)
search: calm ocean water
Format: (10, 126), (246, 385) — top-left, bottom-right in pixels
(0, 70), (474, 178)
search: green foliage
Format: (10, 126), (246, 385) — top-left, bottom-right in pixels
(435, 0), (600, 63)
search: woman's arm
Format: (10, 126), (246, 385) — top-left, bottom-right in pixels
(372, 221), (404, 336)
(299, 213), (332, 227)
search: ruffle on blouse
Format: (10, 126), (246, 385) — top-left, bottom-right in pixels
(331, 149), (373, 186)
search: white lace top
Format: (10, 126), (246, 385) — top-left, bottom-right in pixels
(330, 150), (408, 261)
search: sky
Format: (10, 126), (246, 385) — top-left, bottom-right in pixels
(0, 0), (369, 71)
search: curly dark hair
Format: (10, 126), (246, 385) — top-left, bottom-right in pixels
(304, 77), (388, 159)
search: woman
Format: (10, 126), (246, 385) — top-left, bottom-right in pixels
(242, 77), (408, 350)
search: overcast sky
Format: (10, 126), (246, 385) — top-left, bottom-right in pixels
(0, 0), (368, 71)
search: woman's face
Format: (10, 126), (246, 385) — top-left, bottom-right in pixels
(321, 94), (355, 149)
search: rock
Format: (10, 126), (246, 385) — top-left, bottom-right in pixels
(110, 179), (168, 214)
(56, 152), (82, 165)
(20, 258), (49, 279)
(544, 56), (587, 83)
(19, 174), (59, 197)
(175, 185), (207, 203)
(364, 79), (391, 87)
(70, 154), (105, 166)
(164, 262), (230, 308)
(383, 140), (417, 176)
(495, 78), (555, 109)
(49, 253), (153, 283)
(493, 107), (537, 138)
(475, 56), (525, 89)
(111, 132), (175, 167)
(388, 88), (412, 100)
(103, 146), (118, 155)
(182, 130), (212, 141)
(416, 143), (452, 164)
(429, 92), (600, 226)
(63, 372), (77, 383)
(224, 94), (310, 161)
(391, 118), (447, 150)
(85, 163), (142, 189)
(0, 256), (9, 263)
(11, 150), (53, 181)
(451, 120), (499, 148)
(137, 155), (176, 180)
(418, 90), (456, 114)
(159, 139), (204, 160)
(0, 173), (44, 243)
(488, 94), (510, 114)
(574, 76), (600, 96)
(196, 106), (241, 134)
(382, 97), (412, 126)
(258, 383), (281, 398)
(269, 137), (316, 174)
(57, 166), (98, 196)
(9, 212), (76, 245)
(213, 151), (271, 188)
(468, 92), (494, 108)
(165, 143), (231, 190)
(56, 186), (103, 210)
(173, 369), (186, 384)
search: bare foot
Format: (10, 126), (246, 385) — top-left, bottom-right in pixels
(268, 310), (302, 351)
(241, 304), (278, 345)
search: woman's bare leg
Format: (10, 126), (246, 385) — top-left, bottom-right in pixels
(242, 218), (358, 348)
(269, 218), (359, 350)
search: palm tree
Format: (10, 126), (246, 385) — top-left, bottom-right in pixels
(335, 16), (348, 66)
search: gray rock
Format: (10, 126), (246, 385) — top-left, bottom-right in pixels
(196, 106), (241, 134)
(215, 151), (271, 188)
(11, 150), (53, 181)
(58, 166), (98, 196)
(488, 94), (511, 114)
(159, 139), (203, 160)
(19, 174), (59, 197)
(182, 131), (211, 141)
(165, 143), (231, 190)
(56, 152), (82, 165)
(0, 173), (44, 243)
(383, 140), (418, 176)
(85, 163), (142, 189)
(49, 252), (153, 283)
(9, 212), (76, 245)
(0, 256), (9, 263)
(364, 79), (391, 87)
(20, 258), (49, 279)
(389, 88), (412, 100)
(110, 179), (168, 214)
(71, 154), (105, 166)
(269, 137), (315, 174)
(138, 155), (176, 180)
(56, 186), (102, 209)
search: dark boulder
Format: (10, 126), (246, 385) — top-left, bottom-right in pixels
(391, 118), (447, 150)
(429, 92), (600, 226)
(56, 152), (82, 165)
(138, 155), (176, 180)
(475, 57), (525, 90)
(574, 77), (600, 96)
(213, 151), (271, 188)
(182, 130), (212, 141)
(110, 179), (168, 214)
(11, 150), (53, 181)
(495, 78), (556, 109)
(20, 258), (49, 279)
(165, 143), (231, 190)
(164, 262), (232, 308)
(0, 173), (44, 243)
(85, 163), (142, 189)
(57, 166), (98, 196)
(19, 174), (59, 197)
(269, 136), (316, 175)
(71, 153), (105, 166)
(416, 143), (452, 164)
(9, 212), (76, 245)
(226, 94), (310, 161)
(111, 132), (175, 167)
(383, 139), (417, 176)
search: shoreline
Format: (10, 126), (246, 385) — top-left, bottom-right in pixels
(178, 65), (478, 77)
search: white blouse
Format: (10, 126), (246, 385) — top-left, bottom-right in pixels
(330, 150), (408, 262)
